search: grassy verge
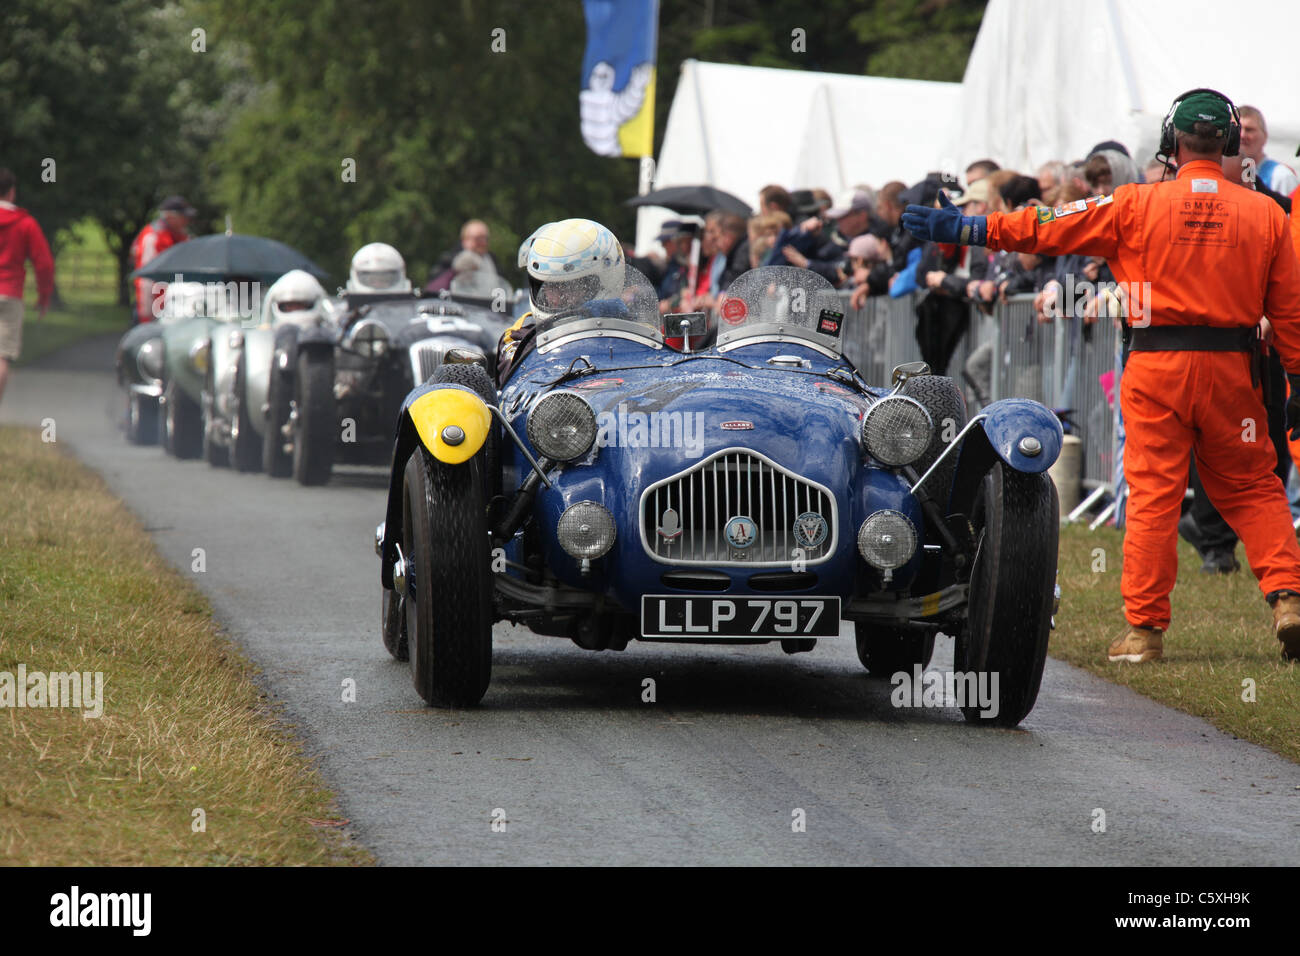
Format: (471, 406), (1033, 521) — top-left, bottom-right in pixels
(14, 302), (128, 367)
(0, 426), (371, 865)
(1052, 523), (1299, 764)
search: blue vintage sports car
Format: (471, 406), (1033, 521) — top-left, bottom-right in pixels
(374, 265), (1063, 726)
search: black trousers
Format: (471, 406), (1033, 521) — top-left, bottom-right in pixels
(915, 294), (968, 376)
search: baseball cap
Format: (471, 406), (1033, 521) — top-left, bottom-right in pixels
(656, 219), (684, 243)
(1172, 93), (1231, 135)
(825, 188), (873, 219)
(160, 195), (197, 216)
(847, 234), (883, 260)
(1088, 140), (1131, 158)
(948, 178), (991, 207)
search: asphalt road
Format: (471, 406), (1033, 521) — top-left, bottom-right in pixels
(4, 334), (1297, 865)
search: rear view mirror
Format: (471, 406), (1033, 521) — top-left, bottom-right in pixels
(665, 312), (708, 353)
(891, 361), (931, 386)
(443, 347), (487, 367)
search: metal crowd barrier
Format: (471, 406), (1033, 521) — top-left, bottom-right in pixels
(839, 290), (1121, 521)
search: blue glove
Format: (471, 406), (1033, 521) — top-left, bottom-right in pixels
(901, 190), (987, 246)
(889, 247), (923, 298)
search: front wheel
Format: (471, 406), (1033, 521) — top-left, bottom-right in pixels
(854, 622), (936, 678)
(381, 587), (408, 661)
(960, 464), (1058, 727)
(403, 447), (493, 706)
(203, 365), (230, 469)
(126, 392), (159, 446)
(163, 379), (203, 460)
(231, 350), (264, 473)
(292, 348), (335, 486)
(263, 356), (293, 478)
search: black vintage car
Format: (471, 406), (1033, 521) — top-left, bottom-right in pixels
(267, 289), (515, 484)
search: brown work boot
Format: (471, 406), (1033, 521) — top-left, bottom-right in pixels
(1107, 626), (1163, 663)
(1272, 595), (1300, 661)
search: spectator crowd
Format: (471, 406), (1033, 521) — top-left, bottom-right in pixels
(630, 102), (1295, 386)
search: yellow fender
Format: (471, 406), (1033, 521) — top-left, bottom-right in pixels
(407, 387), (491, 464)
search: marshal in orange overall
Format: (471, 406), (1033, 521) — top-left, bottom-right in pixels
(902, 89), (1300, 662)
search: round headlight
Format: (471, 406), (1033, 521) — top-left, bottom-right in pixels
(857, 510), (917, 570)
(527, 390), (597, 461)
(349, 318), (389, 358)
(862, 396), (933, 467)
(557, 501), (615, 559)
(136, 338), (163, 382)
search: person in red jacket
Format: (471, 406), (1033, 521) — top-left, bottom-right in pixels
(0, 167), (55, 403)
(903, 90), (1300, 663)
(129, 195), (194, 323)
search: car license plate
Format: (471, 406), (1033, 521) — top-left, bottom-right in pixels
(641, 595), (841, 638)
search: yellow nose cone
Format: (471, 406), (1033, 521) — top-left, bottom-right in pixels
(407, 387), (491, 464)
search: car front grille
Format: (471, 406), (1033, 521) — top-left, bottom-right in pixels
(640, 448), (836, 567)
(409, 339), (443, 385)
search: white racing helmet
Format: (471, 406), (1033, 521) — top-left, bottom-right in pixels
(262, 269), (328, 328)
(347, 242), (411, 293)
(523, 219), (625, 322)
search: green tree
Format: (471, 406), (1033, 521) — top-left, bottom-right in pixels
(205, 0), (644, 284)
(1, 1), (251, 304)
(204, 0), (986, 283)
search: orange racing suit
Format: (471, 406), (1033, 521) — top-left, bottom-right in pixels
(985, 159), (1300, 629)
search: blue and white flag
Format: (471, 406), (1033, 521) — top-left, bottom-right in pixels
(580, 0), (659, 158)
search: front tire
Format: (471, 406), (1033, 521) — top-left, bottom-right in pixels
(203, 365), (230, 469)
(231, 350), (264, 473)
(959, 464), (1058, 727)
(403, 447), (493, 707)
(901, 374), (966, 510)
(430, 362), (500, 500)
(292, 348), (335, 486)
(263, 356), (293, 478)
(163, 379), (203, 460)
(126, 392), (159, 446)
(381, 587), (408, 661)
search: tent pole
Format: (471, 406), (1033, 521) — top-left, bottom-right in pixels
(687, 60), (714, 183)
(1105, 0), (1143, 115)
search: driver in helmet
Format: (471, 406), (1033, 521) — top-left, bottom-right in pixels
(261, 269), (328, 328)
(496, 218), (626, 384)
(346, 242), (412, 294)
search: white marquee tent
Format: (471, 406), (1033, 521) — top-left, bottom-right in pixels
(636, 60), (963, 251)
(951, 0), (1300, 176)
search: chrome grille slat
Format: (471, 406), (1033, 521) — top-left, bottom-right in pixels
(409, 339), (443, 385)
(782, 472), (789, 560)
(764, 465), (774, 564)
(640, 448), (837, 568)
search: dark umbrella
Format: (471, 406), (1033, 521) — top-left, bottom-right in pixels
(130, 232), (329, 286)
(626, 185), (752, 217)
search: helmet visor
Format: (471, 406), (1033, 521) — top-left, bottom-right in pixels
(356, 268), (401, 289)
(531, 274), (603, 316)
(277, 299), (316, 312)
